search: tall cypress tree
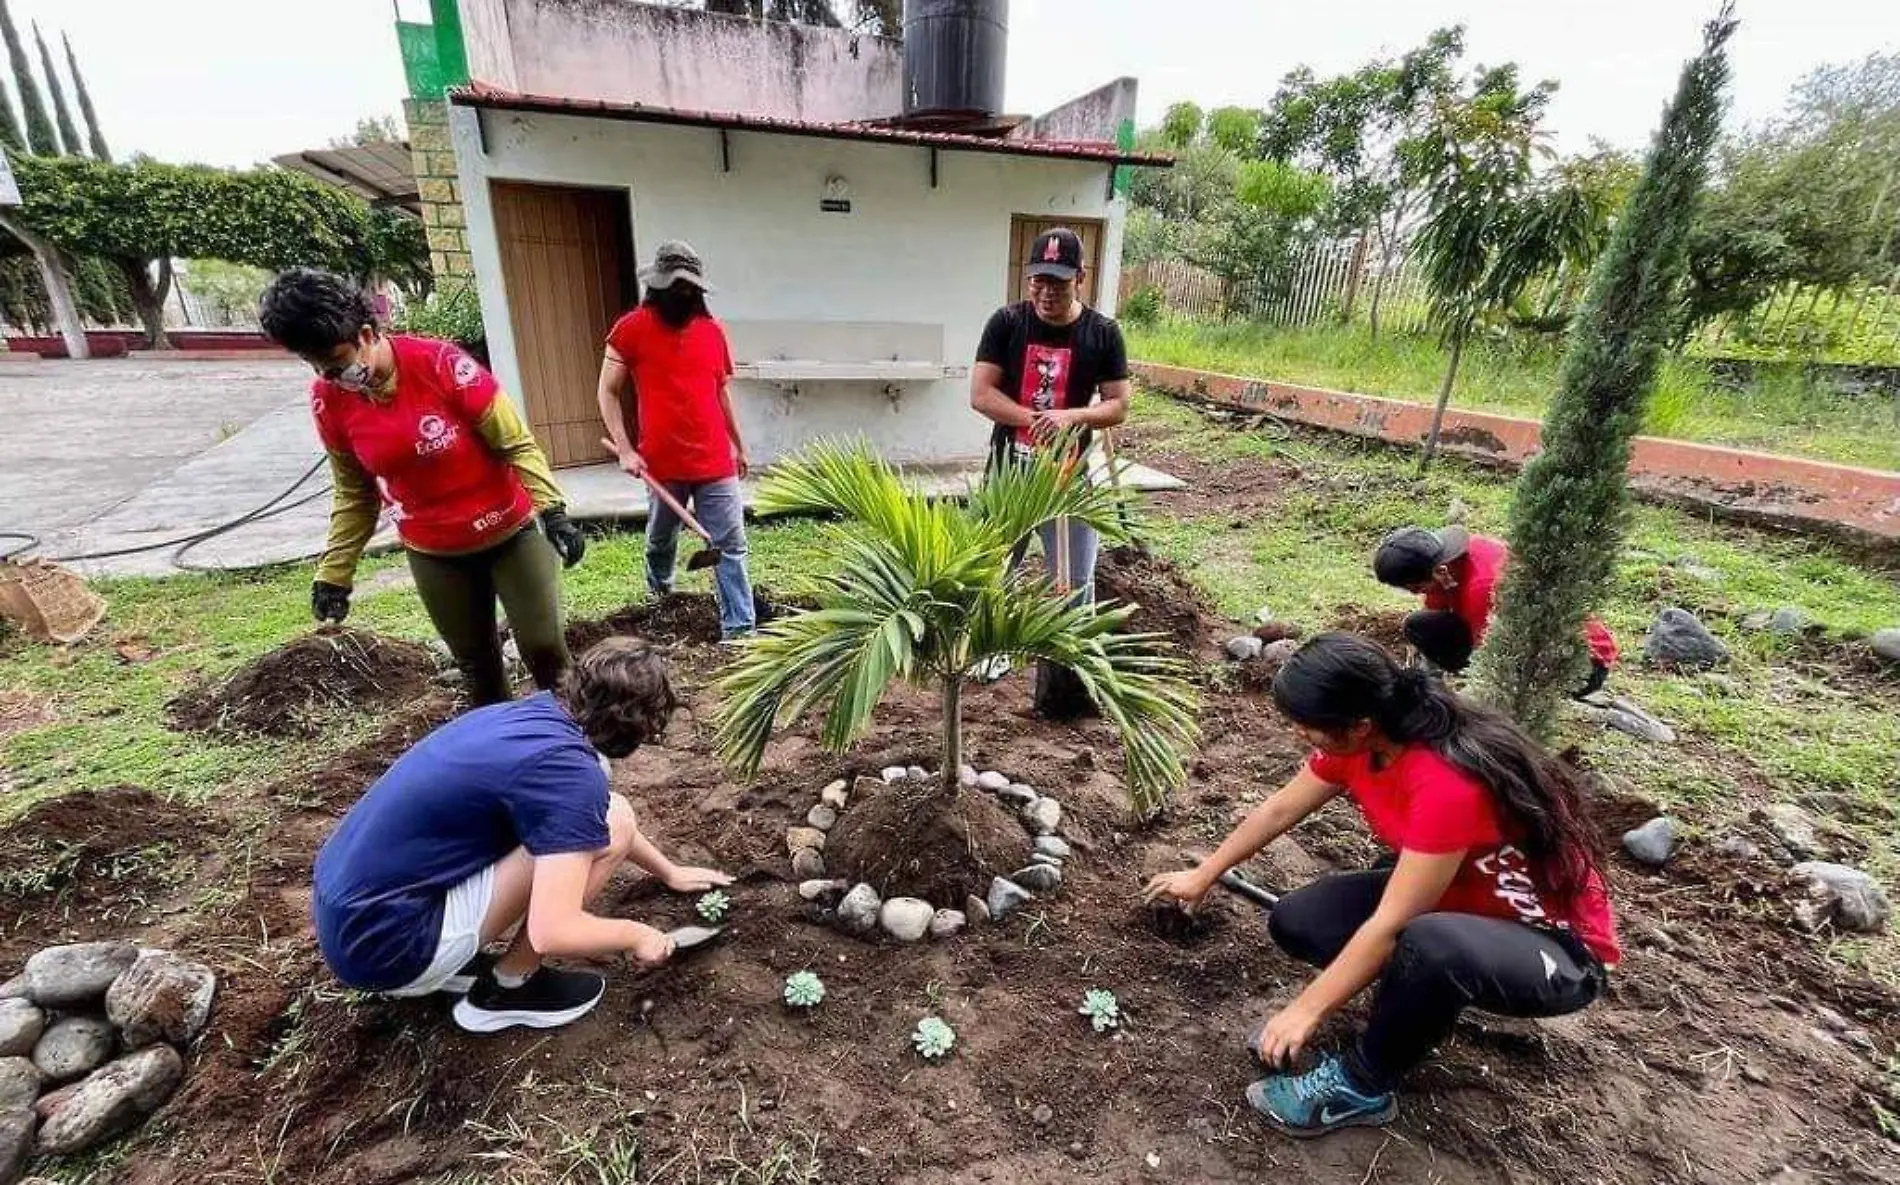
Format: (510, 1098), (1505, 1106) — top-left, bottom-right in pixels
(0, 0), (55, 155)
(0, 65), (23, 151)
(1473, 9), (1737, 738)
(63, 33), (107, 160)
(33, 23), (76, 156)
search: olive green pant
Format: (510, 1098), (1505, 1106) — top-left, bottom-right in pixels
(406, 526), (569, 706)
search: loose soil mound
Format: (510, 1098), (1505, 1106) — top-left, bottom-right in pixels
(1329, 604), (1412, 654)
(1096, 545), (1222, 653)
(0, 786), (204, 963)
(567, 589), (819, 655)
(826, 778), (1031, 904)
(167, 628), (436, 737)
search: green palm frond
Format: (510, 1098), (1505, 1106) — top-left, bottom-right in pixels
(715, 438), (1201, 817)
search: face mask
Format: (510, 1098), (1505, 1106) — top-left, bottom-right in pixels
(330, 360), (375, 393)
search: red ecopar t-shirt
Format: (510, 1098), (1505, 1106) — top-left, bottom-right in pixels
(1308, 745), (1622, 966)
(605, 307), (736, 484)
(1423, 534), (1619, 668)
(311, 335), (534, 555)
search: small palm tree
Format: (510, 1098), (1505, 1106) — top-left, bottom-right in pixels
(715, 437), (1200, 818)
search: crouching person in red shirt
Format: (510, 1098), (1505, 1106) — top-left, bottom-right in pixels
(260, 268), (587, 705)
(1374, 524), (1619, 698)
(1146, 633), (1619, 1138)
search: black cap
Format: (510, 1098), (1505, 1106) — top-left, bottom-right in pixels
(1026, 228), (1084, 281)
(1373, 525), (1470, 588)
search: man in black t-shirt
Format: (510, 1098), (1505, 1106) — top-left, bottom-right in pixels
(970, 227), (1132, 680)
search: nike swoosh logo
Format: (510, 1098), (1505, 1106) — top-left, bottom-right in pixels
(1319, 1103), (1372, 1126)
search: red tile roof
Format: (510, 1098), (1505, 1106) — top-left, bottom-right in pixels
(448, 84), (1172, 168)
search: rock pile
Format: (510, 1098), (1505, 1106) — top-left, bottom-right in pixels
(0, 942), (213, 1178)
(785, 765), (1081, 942)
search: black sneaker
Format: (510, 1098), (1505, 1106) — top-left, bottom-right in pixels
(451, 967), (606, 1033)
(439, 951), (496, 995)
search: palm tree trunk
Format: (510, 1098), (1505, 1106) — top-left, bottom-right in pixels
(939, 675), (963, 801)
(1418, 329), (1466, 476)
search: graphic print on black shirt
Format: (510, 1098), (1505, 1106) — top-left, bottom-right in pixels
(976, 302), (1130, 465)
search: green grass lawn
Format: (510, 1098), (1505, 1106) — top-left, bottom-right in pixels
(1127, 320), (1900, 472)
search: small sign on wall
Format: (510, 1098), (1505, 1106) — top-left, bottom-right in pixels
(821, 175), (851, 214)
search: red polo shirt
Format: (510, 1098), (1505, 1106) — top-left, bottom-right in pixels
(1309, 746), (1622, 966)
(1425, 534), (1619, 667)
(311, 335), (534, 555)
(605, 307), (737, 484)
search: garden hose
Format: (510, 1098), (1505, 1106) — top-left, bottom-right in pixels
(0, 455), (337, 573)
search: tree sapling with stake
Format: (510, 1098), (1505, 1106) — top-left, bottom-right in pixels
(912, 1016), (957, 1061)
(696, 890), (731, 924)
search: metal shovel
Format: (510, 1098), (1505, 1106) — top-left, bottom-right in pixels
(601, 437), (723, 571)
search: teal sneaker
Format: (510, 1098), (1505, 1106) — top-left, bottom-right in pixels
(1246, 1054), (1396, 1138)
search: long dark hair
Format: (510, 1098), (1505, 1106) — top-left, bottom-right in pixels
(1271, 632), (1601, 898)
(644, 281), (709, 330)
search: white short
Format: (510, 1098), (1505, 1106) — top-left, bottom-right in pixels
(386, 862), (497, 998)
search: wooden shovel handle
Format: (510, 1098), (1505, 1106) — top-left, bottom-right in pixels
(602, 436), (714, 543)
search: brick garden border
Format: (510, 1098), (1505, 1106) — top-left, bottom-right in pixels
(1134, 362), (1900, 548)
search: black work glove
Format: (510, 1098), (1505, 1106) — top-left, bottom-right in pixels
(311, 580), (351, 624)
(540, 506), (585, 568)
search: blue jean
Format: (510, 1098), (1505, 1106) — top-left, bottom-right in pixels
(1008, 518), (1099, 605)
(645, 477), (755, 638)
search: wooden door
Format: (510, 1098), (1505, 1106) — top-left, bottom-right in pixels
(490, 182), (635, 468)
(1005, 215), (1107, 305)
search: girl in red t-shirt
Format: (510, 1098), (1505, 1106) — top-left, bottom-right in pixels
(259, 269), (586, 705)
(1146, 632), (1619, 1139)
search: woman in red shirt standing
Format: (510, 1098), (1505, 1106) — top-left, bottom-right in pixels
(259, 268), (586, 705)
(595, 242), (756, 642)
(1147, 633), (1619, 1138)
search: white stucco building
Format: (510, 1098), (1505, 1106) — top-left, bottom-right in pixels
(438, 0), (1165, 475)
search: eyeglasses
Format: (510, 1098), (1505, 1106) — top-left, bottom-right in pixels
(1028, 274), (1076, 291)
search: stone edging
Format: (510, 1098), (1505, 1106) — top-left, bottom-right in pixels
(1133, 361), (1900, 546)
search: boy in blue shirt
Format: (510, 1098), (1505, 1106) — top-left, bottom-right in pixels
(313, 637), (731, 1032)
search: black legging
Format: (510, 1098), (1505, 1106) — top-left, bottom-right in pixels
(1403, 610), (1609, 697)
(1266, 869), (1603, 1093)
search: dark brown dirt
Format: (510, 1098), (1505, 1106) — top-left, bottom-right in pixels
(166, 628), (436, 738)
(826, 777), (1032, 904)
(0, 785), (206, 964)
(565, 592), (724, 651)
(1328, 604), (1412, 654)
(1095, 544), (1223, 654)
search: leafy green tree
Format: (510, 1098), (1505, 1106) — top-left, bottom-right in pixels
(1160, 101), (1205, 151)
(716, 440), (1199, 818)
(1205, 106), (1262, 155)
(32, 23), (76, 156)
(1, 155), (420, 347)
(62, 33), (107, 160)
(0, 0), (55, 156)
(328, 114), (403, 149)
(1413, 66), (1594, 472)
(1474, 12), (1736, 738)
(1679, 52), (1899, 341)
(1259, 27), (1466, 330)
(0, 53), (21, 150)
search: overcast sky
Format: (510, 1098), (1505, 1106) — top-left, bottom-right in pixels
(12, 0), (1898, 170)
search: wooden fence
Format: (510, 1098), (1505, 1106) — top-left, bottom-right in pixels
(1120, 240), (1433, 333)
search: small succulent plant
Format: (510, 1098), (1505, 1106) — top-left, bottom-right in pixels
(696, 889), (732, 923)
(783, 971), (826, 1009)
(1079, 989), (1121, 1033)
(912, 1016), (956, 1061)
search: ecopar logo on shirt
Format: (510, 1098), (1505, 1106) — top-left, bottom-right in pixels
(415, 414), (459, 456)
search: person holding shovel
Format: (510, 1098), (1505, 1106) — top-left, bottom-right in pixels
(259, 268), (585, 706)
(313, 637), (733, 1032)
(1373, 524), (1619, 696)
(1145, 632), (1619, 1138)
(969, 227), (1132, 682)
(597, 242), (757, 643)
